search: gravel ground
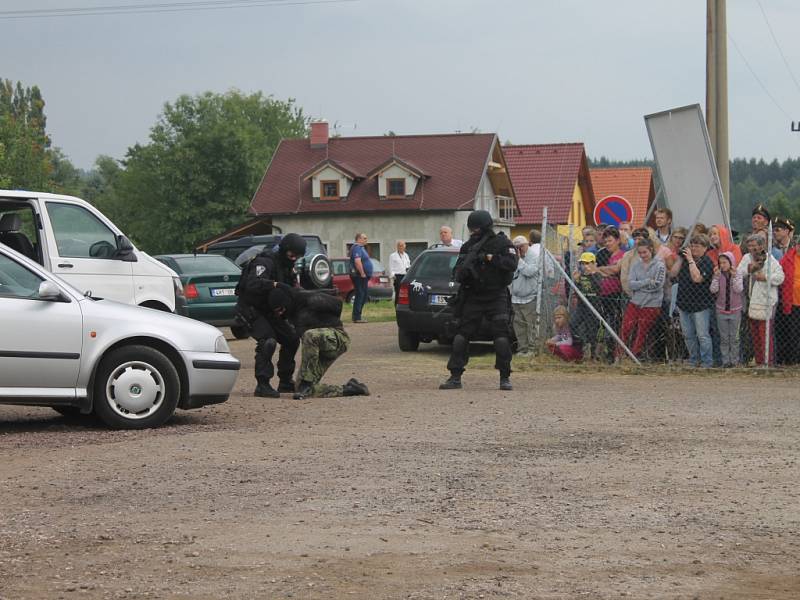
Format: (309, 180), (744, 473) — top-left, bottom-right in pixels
(1, 321), (799, 599)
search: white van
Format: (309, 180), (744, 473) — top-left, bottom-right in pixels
(0, 190), (185, 313)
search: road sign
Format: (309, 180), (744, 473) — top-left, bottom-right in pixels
(593, 195), (633, 227)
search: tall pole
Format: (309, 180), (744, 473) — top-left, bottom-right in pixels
(706, 0), (730, 215)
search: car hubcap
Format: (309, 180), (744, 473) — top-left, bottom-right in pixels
(106, 361), (165, 419)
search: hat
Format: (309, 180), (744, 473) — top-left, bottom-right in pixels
(774, 217), (795, 231)
(719, 251), (737, 268)
(579, 252), (596, 263)
(752, 203), (771, 220)
(512, 235), (528, 247)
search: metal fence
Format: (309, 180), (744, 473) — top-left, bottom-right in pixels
(516, 210), (798, 371)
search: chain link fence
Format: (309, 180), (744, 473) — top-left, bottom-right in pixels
(514, 210), (798, 371)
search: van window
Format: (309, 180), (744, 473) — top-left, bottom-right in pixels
(47, 202), (118, 259)
(0, 253), (44, 299)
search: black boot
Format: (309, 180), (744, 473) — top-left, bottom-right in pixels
(293, 380), (313, 400)
(499, 376), (512, 391)
(342, 378), (370, 396)
(277, 379), (296, 393)
(254, 382), (280, 398)
(439, 374), (462, 389)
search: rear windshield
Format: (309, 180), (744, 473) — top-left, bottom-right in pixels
(305, 238), (325, 256)
(174, 255), (240, 275)
(410, 252), (459, 279)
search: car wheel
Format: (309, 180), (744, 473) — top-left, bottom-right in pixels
(398, 328), (420, 352)
(93, 345), (180, 429)
(230, 325), (250, 339)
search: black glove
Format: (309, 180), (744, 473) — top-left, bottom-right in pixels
(275, 282), (292, 291)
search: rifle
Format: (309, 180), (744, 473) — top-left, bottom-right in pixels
(445, 232), (492, 318)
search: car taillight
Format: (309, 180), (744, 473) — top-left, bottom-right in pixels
(185, 283), (199, 299)
(398, 283), (409, 305)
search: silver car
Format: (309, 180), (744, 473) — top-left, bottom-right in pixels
(0, 243), (240, 429)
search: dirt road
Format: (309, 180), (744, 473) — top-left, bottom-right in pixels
(1, 322), (799, 599)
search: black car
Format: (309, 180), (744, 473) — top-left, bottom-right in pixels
(395, 246), (493, 351)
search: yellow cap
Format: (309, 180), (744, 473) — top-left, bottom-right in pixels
(579, 252), (596, 263)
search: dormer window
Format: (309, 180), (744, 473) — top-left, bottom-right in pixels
(386, 178), (406, 198)
(320, 180), (340, 200)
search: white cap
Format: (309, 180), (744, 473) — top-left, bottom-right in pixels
(512, 235), (528, 247)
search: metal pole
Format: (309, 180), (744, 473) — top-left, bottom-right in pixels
(534, 207), (548, 348)
(765, 222), (773, 368)
(707, 0), (730, 215)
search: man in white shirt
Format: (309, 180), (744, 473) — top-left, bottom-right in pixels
(439, 225), (463, 248)
(388, 240), (411, 305)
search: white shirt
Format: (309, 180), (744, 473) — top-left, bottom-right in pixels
(389, 251), (411, 278)
(441, 239), (463, 249)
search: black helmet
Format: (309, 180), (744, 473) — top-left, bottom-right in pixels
(278, 233), (307, 259)
(467, 210), (493, 232)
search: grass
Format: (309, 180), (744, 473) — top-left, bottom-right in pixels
(357, 299), (397, 323)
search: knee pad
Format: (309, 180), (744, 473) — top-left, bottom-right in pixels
(256, 337), (277, 357)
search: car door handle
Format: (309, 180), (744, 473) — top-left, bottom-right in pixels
(58, 263), (74, 268)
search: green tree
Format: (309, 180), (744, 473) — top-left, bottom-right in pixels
(108, 90), (306, 253)
(0, 79), (52, 189)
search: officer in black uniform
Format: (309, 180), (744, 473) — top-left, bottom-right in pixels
(440, 210), (518, 391)
(235, 233), (307, 397)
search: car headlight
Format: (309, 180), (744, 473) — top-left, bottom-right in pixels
(215, 335), (230, 353)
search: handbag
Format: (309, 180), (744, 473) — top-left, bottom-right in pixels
(748, 302), (770, 321)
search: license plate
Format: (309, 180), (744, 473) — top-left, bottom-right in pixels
(429, 294), (450, 306)
(211, 288), (235, 297)
(379, 277), (389, 283)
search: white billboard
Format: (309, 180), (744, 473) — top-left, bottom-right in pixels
(644, 104), (730, 230)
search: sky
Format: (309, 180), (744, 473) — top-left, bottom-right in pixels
(2, 0), (799, 170)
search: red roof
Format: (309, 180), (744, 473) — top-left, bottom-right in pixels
(589, 167), (655, 227)
(250, 133), (498, 215)
(502, 143), (592, 224)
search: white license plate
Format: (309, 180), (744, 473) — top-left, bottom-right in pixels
(429, 294), (450, 306)
(211, 288), (236, 297)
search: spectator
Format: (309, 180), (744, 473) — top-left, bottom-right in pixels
(510, 235), (540, 356)
(710, 251), (744, 368)
(594, 224), (609, 261)
(777, 238), (800, 365)
(595, 226), (626, 363)
(388, 240), (411, 306)
(740, 203), (771, 257)
(546, 305), (581, 362)
(671, 233), (715, 368)
(349, 233), (373, 323)
(738, 234), (785, 366)
(620, 227), (651, 297)
(772, 217), (795, 259)
(707, 224), (742, 266)
(528, 228), (555, 278)
(619, 221), (634, 250)
(571, 251), (602, 360)
(654, 208), (673, 244)
(619, 238), (666, 359)
(439, 225), (463, 249)
(580, 227), (598, 254)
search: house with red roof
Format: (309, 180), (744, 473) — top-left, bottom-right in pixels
(502, 143), (595, 240)
(247, 121), (518, 261)
(589, 167), (656, 228)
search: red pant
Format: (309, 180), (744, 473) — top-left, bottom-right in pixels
(619, 303), (660, 357)
(749, 318), (775, 366)
(550, 344), (582, 362)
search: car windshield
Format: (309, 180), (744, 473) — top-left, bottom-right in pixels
(174, 255), (240, 275)
(411, 252), (459, 279)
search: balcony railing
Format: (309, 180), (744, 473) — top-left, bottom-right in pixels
(495, 195), (515, 223)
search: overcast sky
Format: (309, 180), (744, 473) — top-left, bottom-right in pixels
(3, 0), (799, 170)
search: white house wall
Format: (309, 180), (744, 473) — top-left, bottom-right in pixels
(311, 166), (352, 198)
(473, 172), (498, 217)
(377, 164), (419, 197)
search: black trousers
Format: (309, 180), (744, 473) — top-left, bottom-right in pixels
(251, 312), (300, 385)
(775, 304), (800, 365)
(392, 274), (405, 306)
(447, 293), (512, 378)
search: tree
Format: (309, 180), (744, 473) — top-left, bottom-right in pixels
(0, 79), (52, 189)
(107, 90), (307, 253)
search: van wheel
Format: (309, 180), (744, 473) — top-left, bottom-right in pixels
(230, 325), (250, 339)
(93, 345), (180, 429)
(398, 328), (420, 352)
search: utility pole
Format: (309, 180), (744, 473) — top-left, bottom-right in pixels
(706, 0), (730, 215)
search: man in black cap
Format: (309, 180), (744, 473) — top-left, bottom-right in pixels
(235, 233), (307, 397)
(440, 210), (518, 391)
(740, 204), (771, 257)
(773, 217), (795, 259)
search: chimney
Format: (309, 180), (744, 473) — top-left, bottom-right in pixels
(310, 119), (329, 148)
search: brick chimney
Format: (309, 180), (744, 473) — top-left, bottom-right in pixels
(310, 119), (329, 148)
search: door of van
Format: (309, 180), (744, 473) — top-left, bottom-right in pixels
(42, 200), (135, 303)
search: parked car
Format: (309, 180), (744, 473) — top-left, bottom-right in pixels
(0, 243), (240, 429)
(207, 233), (326, 263)
(330, 258), (393, 303)
(395, 246), (493, 351)
(0, 190), (185, 314)
(153, 254), (249, 337)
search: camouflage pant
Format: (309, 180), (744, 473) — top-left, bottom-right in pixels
(298, 328), (351, 397)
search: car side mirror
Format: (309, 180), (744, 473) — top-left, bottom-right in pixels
(115, 235), (138, 262)
(38, 280), (65, 301)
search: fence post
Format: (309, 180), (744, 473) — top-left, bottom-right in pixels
(765, 222), (773, 369)
(534, 207), (548, 350)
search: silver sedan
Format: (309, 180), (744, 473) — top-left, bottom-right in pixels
(0, 244), (240, 429)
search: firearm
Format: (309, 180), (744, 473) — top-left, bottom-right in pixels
(445, 232), (492, 318)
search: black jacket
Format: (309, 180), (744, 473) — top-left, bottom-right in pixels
(288, 289), (345, 337)
(236, 249), (296, 308)
(453, 231), (517, 297)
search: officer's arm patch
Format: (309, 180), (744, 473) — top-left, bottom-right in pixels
(255, 265), (266, 277)
(508, 247), (517, 255)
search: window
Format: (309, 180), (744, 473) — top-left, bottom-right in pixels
(0, 253), (44, 299)
(320, 180), (340, 200)
(46, 202), (118, 259)
(386, 178), (406, 198)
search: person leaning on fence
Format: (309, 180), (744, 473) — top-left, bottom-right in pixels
(546, 305), (581, 362)
(777, 238), (800, 365)
(738, 233), (785, 366)
(510, 235), (540, 356)
(618, 238), (666, 360)
(710, 251), (744, 368)
(620, 227), (651, 298)
(594, 226), (626, 363)
(671, 233), (715, 368)
(571, 251), (602, 361)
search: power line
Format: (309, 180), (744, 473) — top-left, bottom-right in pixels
(728, 32), (791, 119)
(756, 0), (800, 99)
(0, 0), (357, 20)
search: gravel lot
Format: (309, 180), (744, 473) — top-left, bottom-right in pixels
(1, 321), (799, 599)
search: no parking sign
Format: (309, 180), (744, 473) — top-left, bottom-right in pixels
(593, 195), (633, 227)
